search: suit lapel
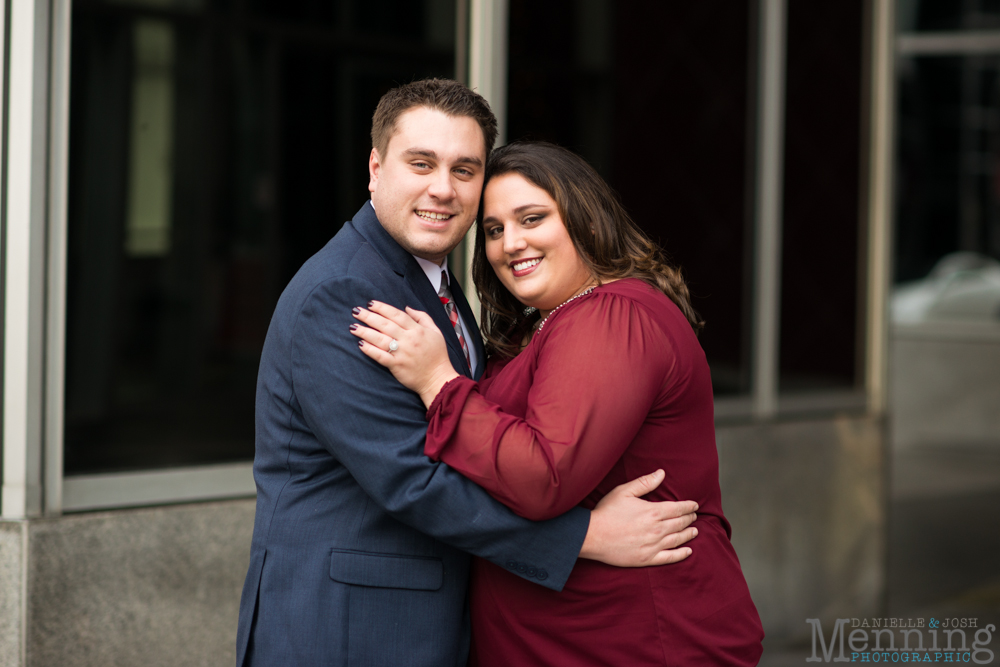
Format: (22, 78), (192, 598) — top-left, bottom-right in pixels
(447, 274), (486, 380)
(350, 202), (473, 378)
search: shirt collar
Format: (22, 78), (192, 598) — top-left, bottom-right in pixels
(412, 254), (450, 294)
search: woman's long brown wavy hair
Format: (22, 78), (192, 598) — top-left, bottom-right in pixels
(474, 141), (704, 359)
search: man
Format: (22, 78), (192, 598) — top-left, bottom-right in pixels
(236, 79), (698, 666)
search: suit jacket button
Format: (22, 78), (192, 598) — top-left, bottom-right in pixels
(506, 560), (517, 570)
(527, 567), (537, 577)
(517, 563), (528, 573)
(537, 569), (548, 581)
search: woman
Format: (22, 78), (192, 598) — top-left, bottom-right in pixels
(352, 142), (763, 666)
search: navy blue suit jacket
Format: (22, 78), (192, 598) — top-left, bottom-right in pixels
(236, 203), (590, 666)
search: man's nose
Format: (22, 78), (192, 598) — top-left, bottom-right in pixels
(427, 169), (456, 200)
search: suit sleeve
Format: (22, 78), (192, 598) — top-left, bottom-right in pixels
(424, 293), (670, 520)
(291, 274), (589, 591)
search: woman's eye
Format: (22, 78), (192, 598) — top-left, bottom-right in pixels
(485, 226), (502, 238)
(524, 215), (544, 225)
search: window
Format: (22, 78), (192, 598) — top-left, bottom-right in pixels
(64, 0), (458, 478)
(895, 0), (1000, 289)
(890, 1), (1000, 453)
(505, 0), (871, 411)
(778, 0), (866, 393)
(506, 0), (754, 396)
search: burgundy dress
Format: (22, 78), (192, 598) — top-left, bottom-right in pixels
(425, 278), (764, 666)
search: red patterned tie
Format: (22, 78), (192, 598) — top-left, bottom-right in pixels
(438, 270), (471, 370)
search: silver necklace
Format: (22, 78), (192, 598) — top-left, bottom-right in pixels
(533, 285), (597, 333)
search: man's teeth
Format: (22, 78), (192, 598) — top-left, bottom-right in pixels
(416, 210), (452, 220)
(513, 259), (541, 271)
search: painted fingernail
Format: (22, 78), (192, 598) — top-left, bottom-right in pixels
(349, 323), (358, 331)
(368, 300), (375, 308)
(352, 307), (360, 315)
(358, 340), (364, 347)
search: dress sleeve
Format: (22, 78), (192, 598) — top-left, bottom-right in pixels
(424, 292), (672, 521)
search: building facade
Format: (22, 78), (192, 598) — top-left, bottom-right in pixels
(0, 0), (911, 664)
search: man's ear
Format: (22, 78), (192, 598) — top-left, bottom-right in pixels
(368, 148), (381, 194)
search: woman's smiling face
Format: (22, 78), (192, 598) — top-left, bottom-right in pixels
(482, 173), (594, 317)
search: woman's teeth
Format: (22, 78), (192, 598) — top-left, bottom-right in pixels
(513, 259), (540, 271)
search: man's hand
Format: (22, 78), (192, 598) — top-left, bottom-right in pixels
(578, 470), (698, 567)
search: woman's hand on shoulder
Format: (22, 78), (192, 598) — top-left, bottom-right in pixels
(351, 301), (460, 408)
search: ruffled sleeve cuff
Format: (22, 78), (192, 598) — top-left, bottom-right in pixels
(424, 375), (478, 460)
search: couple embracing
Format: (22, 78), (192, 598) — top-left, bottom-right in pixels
(237, 78), (763, 666)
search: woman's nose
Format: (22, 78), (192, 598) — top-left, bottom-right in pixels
(504, 228), (526, 254)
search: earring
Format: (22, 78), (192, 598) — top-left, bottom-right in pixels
(523, 306), (537, 316)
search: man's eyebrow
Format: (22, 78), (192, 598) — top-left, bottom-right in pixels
(402, 148), (483, 168)
(402, 148), (438, 160)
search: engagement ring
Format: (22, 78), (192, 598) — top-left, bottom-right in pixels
(388, 339), (399, 352)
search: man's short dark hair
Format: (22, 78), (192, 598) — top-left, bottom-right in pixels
(371, 78), (498, 159)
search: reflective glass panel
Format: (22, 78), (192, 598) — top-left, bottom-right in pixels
(898, 0), (1000, 33)
(778, 0), (866, 393)
(507, 0), (754, 395)
(894, 53), (1000, 321)
(65, 0), (456, 474)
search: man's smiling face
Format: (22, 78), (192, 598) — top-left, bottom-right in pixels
(368, 106), (486, 264)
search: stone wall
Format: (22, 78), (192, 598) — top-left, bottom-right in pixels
(892, 324), (1000, 450)
(719, 414), (887, 645)
(0, 414), (887, 664)
(0, 523), (25, 667)
(1, 500), (253, 667)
